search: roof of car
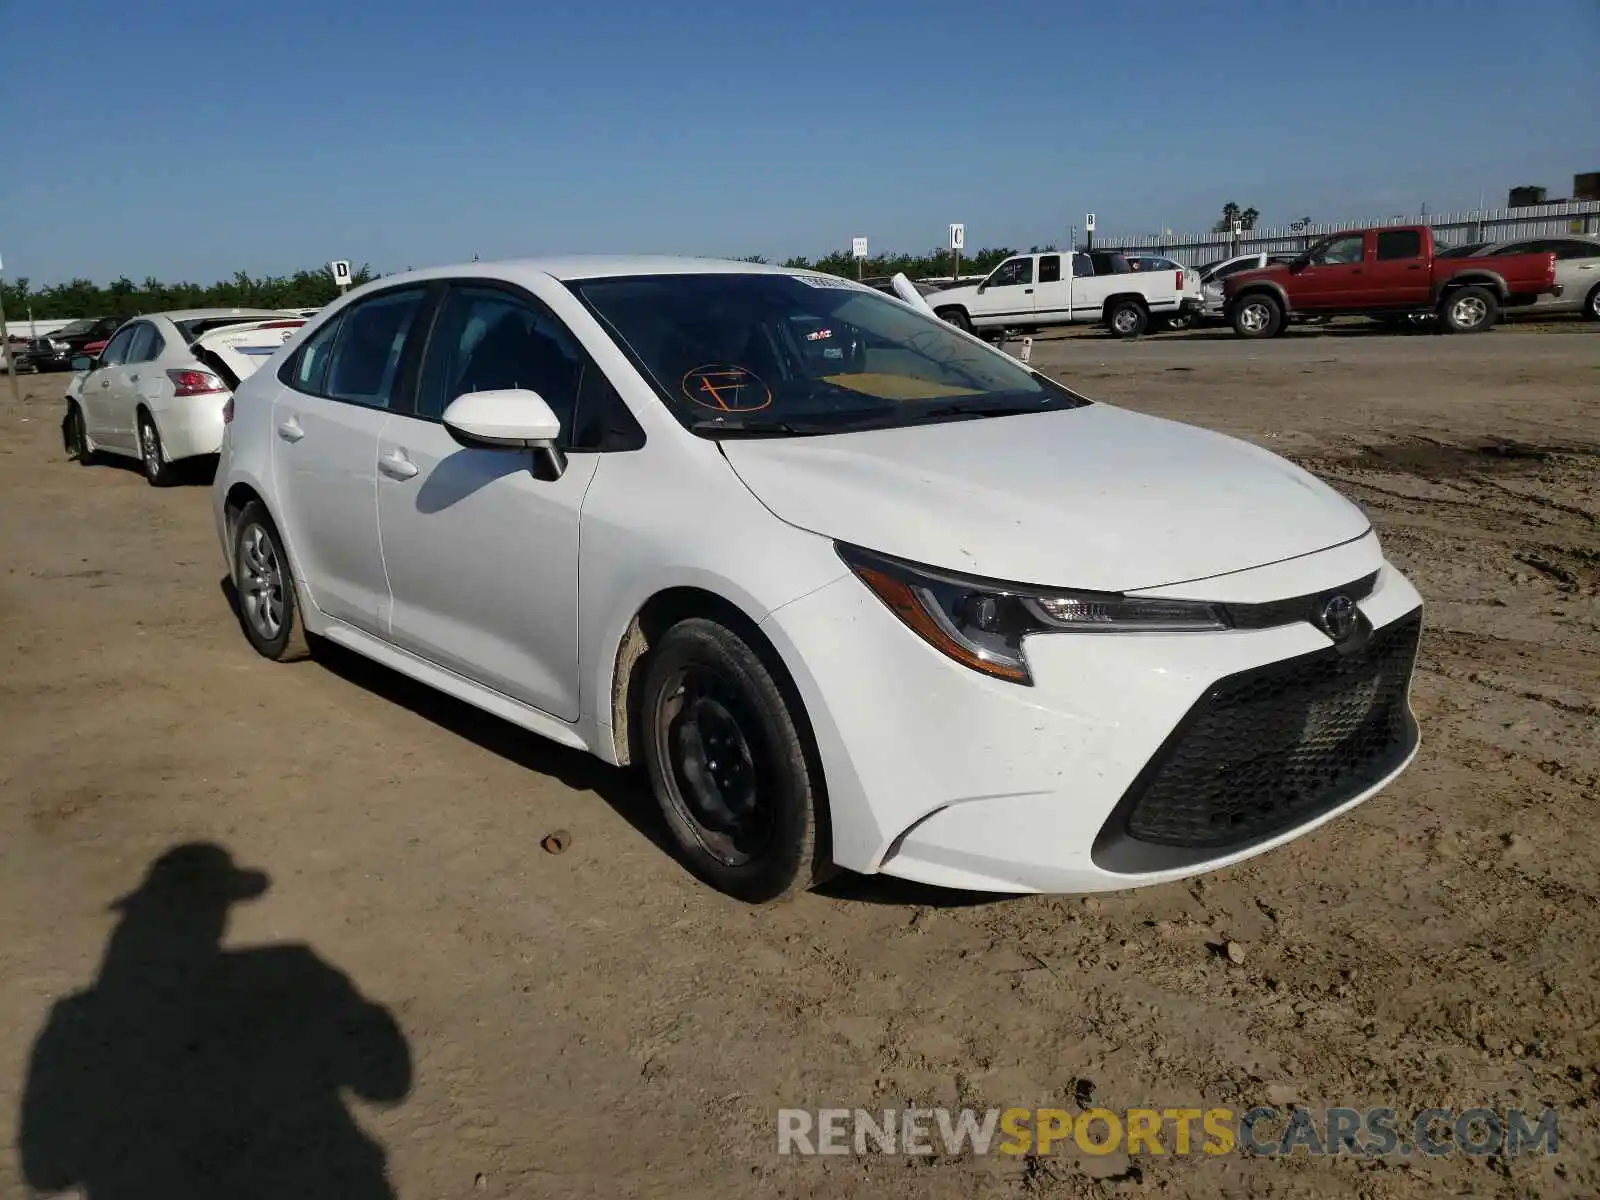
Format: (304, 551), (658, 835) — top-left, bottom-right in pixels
(497, 255), (808, 281)
(146, 307), (301, 322)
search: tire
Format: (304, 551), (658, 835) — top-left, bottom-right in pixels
(232, 501), (311, 662)
(1438, 285), (1498, 334)
(1585, 282), (1600, 322)
(936, 307), (973, 335)
(137, 411), (174, 486)
(1231, 292), (1283, 338)
(640, 617), (828, 903)
(1106, 299), (1149, 338)
(64, 401), (94, 464)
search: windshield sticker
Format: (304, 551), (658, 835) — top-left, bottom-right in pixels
(790, 274), (871, 292)
(819, 374), (985, 401)
(682, 364), (773, 412)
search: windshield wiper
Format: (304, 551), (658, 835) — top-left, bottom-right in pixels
(689, 417), (844, 438)
(910, 402), (1061, 421)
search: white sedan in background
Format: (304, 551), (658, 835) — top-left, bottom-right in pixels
(64, 309), (305, 485)
(215, 257), (1423, 902)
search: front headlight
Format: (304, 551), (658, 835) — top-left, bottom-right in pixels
(837, 543), (1227, 685)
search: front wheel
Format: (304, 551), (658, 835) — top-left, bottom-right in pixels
(641, 618), (828, 903)
(1106, 300), (1149, 338)
(936, 307), (973, 335)
(1231, 292), (1284, 338)
(1438, 285), (1498, 334)
(64, 401), (93, 464)
(1585, 282), (1600, 322)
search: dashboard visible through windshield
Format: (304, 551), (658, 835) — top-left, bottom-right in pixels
(569, 272), (1090, 437)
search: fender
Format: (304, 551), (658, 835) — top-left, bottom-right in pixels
(1433, 269), (1509, 303)
(1227, 279), (1292, 315)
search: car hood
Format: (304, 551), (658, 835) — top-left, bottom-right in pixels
(1227, 263), (1291, 290)
(719, 404), (1370, 592)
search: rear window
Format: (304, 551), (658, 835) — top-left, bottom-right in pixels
(1375, 230), (1423, 260)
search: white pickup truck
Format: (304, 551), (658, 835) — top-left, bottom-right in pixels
(928, 250), (1200, 339)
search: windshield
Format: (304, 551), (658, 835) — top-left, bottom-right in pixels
(569, 273), (1090, 437)
(54, 320), (98, 338)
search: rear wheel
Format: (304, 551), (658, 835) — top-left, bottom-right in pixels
(1106, 299), (1149, 338)
(936, 307), (973, 335)
(232, 502), (311, 662)
(1438, 285), (1497, 333)
(1231, 292), (1283, 338)
(641, 618), (828, 903)
(64, 401), (93, 464)
(138, 411), (173, 486)
(1585, 282), (1600, 321)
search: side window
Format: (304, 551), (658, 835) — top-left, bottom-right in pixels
(988, 257), (1035, 287)
(98, 326), (136, 365)
(569, 361), (645, 452)
(124, 324), (155, 363)
(1038, 255), (1062, 284)
(324, 288), (427, 409)
(1375, 230), (1423, 260)
(1312, 235), (1365, 266)
(415, 285), (583, 433)
(286, 314), (344, 394)
(1072, 252), (1096, 278)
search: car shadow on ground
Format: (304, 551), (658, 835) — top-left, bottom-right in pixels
(77, 449), (218, 486)
(17, 842), (412, 1199)
(217, 577), (679, 869)
(218, 576), (1031, 910)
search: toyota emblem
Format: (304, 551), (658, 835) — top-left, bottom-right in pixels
(1318, 594), (1358, 641)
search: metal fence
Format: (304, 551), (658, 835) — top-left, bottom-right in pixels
(1093, 200), (1600, 267)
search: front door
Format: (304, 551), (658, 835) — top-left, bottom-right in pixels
(80, 324), (137, 451)
(968, 256), (1035, 328)
(376, 281), (595, 722)
(271, 286), (430, 635)
(1292, 232), (1368, 311)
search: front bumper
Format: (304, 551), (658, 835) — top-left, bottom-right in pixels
(761, 534), (1422, 894)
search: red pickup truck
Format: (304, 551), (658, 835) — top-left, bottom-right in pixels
(1224, 225), (1560, 337)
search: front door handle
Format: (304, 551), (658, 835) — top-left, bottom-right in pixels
(1024, 287), (1033, 293)
(277, 416), (305, 443)
(379, 449), (419, 480)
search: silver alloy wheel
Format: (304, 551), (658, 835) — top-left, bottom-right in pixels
(1239, 300), (1271, 333)
(1112, 306), (1141, 334)
(140, 419), (161, 478)
(1590, 288), (1600, 319)
(1450, 293), (1489, 329)
(238, 523), (285, 641)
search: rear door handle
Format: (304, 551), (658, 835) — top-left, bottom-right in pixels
(277, 416), (304, 443)
(379, 449), (419, 480)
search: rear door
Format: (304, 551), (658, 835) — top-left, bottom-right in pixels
(1293, 232), (1368, 310)
(969, 256), (1035, 327)
(1032, 254), (1071, 321)
(271, 287), (429, 635)
(1069, 251), (1115, 320)
(1366, 228), (1430, 307)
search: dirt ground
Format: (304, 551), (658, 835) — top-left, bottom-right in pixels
(1, 319), (1596, 1199)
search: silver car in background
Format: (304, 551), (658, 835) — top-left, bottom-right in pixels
(1466, 236), (1600, 320)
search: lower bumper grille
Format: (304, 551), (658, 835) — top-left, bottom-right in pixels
(1093, 610), (1421, 872)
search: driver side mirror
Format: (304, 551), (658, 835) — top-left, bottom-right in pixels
(71, 354), (96, 372)
(442, 388), (566, 479)
(975, 281), (988, 293)
(1290, 256), (1311, 272)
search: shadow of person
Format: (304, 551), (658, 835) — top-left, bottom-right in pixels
(18, 843), (412, 1200)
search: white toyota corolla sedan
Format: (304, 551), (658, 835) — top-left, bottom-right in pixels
(213, 257), (1422, 902)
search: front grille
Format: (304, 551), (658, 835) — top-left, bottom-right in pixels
(1093, 610), (1420, 871)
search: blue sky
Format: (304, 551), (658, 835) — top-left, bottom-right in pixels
(3, 0), (1593, 284)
